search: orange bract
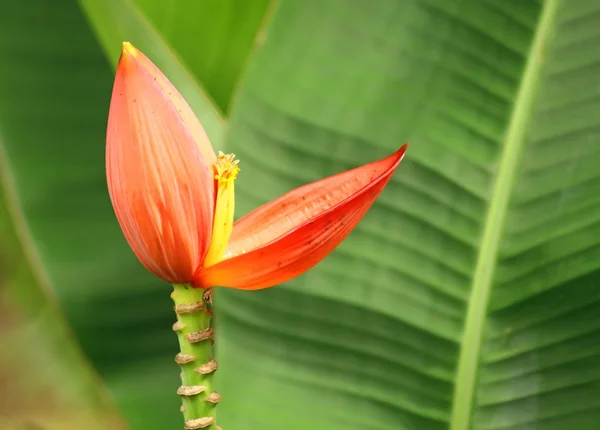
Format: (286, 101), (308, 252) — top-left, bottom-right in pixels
(106, 42), (408, 289)
(193, 147), (406, 289)
(106, 43), (214, 283)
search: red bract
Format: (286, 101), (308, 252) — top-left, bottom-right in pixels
(106, 42), (408, 289)
(193, 148), (405, 289)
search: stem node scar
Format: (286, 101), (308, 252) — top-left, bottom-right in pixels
(177, 385), (207, 397)
(187, 328), (214, 344)
(196, 359), (218, 375)
(175, 353), (197, 365)
(184, 417), (215, 429)
(205, 392), (222, 404)
(175, 301), (205, 314)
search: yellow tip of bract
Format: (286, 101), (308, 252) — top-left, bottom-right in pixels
(119, 42), (141, 69)
(203, 153), (240, 267)
(121, 41), (136, 55)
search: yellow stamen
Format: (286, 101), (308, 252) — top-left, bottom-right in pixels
(204, 152), (239, 267)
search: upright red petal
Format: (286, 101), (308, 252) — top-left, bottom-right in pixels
(193, 145), (407, 289)
(106, 43), (214, 283)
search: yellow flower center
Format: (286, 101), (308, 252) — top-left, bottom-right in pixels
(214, 151), (240, 184)
(203, 152), (239, 268)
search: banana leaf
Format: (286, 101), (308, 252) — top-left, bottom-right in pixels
(3, 0), (599, 429)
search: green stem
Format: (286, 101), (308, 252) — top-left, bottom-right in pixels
(171, 284), (220, 430)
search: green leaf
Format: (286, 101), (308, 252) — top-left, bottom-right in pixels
(132, 0), (273, 113)
(215, 0), (600, 429)
(8, 0), (600, 429)
(0, 1), (130, 428)
(0, 160), (125, 430)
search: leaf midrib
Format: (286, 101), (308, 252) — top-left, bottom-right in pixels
(449, 1), (561, 429)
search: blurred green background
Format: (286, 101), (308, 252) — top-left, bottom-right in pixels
(2, 0), (600, 429)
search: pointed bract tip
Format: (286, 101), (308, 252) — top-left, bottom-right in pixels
(120, 42), (141, 66)
(117, 42), (145, 76)
(396, 142), (409, 160)
(121, 41), (136, 55)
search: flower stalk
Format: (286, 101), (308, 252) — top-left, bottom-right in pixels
(171, 284), (220, 429)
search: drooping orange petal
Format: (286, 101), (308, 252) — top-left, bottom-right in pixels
(106, 43), (214, 283)
(193, 145), (407, 289)
(121, 42), (217, 166)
